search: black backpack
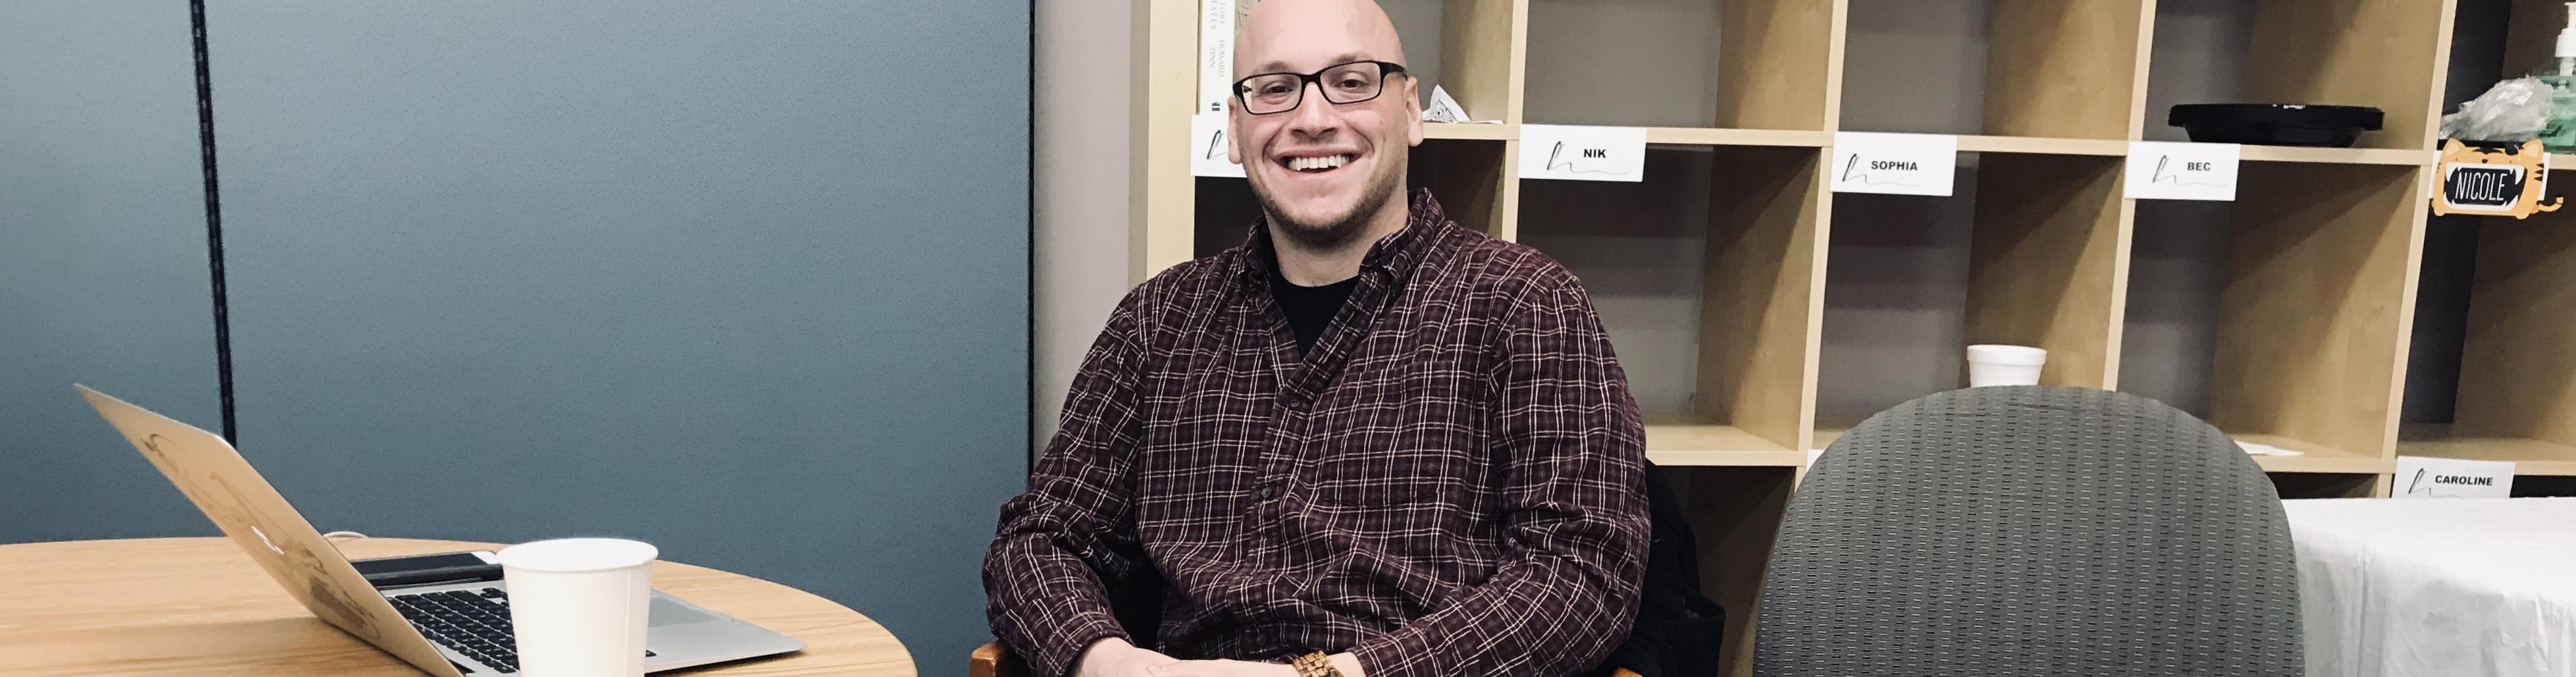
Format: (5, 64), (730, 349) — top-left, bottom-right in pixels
(1589, 461), (1727, 677)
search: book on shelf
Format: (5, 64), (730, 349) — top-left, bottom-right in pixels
(1199, 0), (1258, 115)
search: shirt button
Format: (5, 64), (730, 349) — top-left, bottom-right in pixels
(1257, 487), (1278, 500)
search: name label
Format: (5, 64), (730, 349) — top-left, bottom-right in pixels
(2394, 455), (2515, 499)
(2431, 139), (2564, 219)
(1519, 124), (1647, 182)
(1830, 132), (1958, 196)
(1189, 113), (1245, 178)
(2124, 141), (2241, 202)
(2441, 163), (2529, 212)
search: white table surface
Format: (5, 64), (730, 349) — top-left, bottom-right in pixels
(2284, 497), (2576, 677)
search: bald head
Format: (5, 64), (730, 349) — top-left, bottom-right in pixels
(1224, 0), (1422, 262)
(1235, 0), (1406, 77)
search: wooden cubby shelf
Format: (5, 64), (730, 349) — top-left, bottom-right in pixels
(2402, 189), (2576, 479)
(1129, 0), (2510, 673)
(2400, 425), (2576, 476)
(1954, 136), (2130, 156)
(1644, 420), (1805, 467)
(2195, 161), (2424, 472)
(1643, 127), (1833, 148)
(1812, 425), (1851, 451)
(2237, 433), (2397, 474)
(1421, 122), (1513, 140)
(2239, 146), (2435, 167)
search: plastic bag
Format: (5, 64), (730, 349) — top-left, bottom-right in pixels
(2442, 77), (2552, 142)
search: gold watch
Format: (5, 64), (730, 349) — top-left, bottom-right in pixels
(1292, 652), (1344, 677)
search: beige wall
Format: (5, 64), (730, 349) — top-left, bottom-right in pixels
(1032, 1), (1136, 451)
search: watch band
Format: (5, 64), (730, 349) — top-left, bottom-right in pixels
(1292, 652), (1343, 677)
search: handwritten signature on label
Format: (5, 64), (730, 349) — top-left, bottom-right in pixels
(2125, 142), (2239, 201)
(1829, 132), (1957, 196)
(1519, 125), (1646, 182)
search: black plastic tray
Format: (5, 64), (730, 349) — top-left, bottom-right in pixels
(2169, 103), (2384, 148)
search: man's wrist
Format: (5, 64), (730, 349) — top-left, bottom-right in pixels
(1073, 637), (1134, 677)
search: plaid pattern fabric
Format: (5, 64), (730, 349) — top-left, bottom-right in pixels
(987, 190), (1649, 677)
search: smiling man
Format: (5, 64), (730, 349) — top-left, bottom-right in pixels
(983, 1), (1648, 676)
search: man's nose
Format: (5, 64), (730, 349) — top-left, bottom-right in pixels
(1284, 81), (1341, 134)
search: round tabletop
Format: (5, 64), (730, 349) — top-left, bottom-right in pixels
(0, 537), (916, 676)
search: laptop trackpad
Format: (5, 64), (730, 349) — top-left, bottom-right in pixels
(650, 596), (721, 627)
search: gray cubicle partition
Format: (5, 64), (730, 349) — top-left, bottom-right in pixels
(0, 2), (227, 542)
(7, 2), (1029, 672)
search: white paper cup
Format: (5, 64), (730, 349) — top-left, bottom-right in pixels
(498, 538), (658, 677)
(1966, 344), (2047, 387)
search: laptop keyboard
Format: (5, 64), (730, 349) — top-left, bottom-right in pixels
(388, 587), (656, 674)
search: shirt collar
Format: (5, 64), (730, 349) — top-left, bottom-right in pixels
(1238, 188), (1450, 286)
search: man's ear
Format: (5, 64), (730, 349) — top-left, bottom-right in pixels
(1404, 77), (1425, 147)
(1225, 98), (1244, 165)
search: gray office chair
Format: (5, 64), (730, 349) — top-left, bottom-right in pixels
(1756, 385), (2300, 676)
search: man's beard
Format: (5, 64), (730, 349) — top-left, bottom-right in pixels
(1255, 153), (1405, 252)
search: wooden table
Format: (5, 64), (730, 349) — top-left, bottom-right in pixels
(0, 537), (917, 676)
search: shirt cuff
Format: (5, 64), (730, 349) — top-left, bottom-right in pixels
(1348, 629), (1441, 677)
(1023, 607), (1129, 677)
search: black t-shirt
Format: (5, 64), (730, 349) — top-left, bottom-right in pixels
(1271, 267), (1357, 356)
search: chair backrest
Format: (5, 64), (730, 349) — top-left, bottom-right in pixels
(1754, 386), (2301, 676)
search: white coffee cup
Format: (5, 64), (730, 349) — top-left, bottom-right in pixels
(498, 538), (658, 677)
(1966, 344), (2047, 387)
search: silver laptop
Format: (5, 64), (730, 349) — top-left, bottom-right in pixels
(78, 385), (805, 676)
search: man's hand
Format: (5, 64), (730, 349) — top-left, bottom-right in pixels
(1076, 644), (1361, 677)
(1074, 637), (1178, 677)
(1155, 659), (1296, 677)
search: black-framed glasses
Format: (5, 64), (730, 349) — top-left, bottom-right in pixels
(1232, 60), (1407, 115)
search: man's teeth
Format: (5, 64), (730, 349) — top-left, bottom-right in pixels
(1288, 155), (1352, 171)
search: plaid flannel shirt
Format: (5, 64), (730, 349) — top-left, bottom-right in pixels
(986, 189), (1649, 677)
